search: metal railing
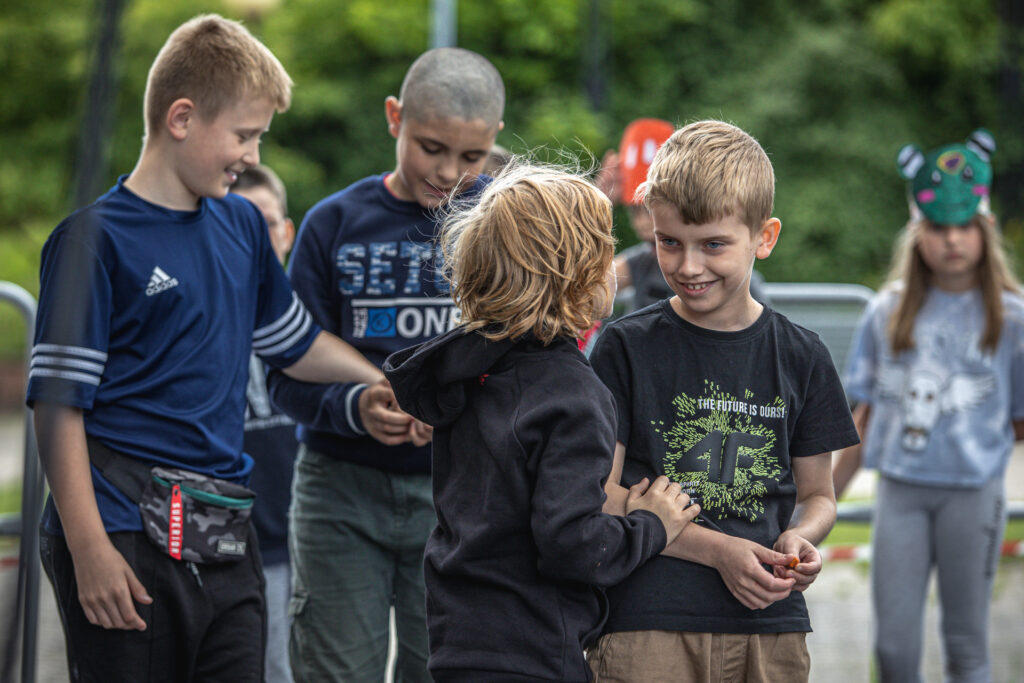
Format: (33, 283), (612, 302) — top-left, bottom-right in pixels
(761, 281), (875, 375)
(0, 281), (41, 683)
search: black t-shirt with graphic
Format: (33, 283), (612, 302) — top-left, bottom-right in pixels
(590, 300), (859, 634)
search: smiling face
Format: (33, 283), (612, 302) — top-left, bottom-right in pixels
(384, 98), (499, 209)
(177, 95), (276, 204)
(916, 221), (984, 292)
(651, 202), (779, 331)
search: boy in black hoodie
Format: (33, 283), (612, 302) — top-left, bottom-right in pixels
(384, 163), (700, 682)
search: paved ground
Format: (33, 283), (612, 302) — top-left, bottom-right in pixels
(2, 411), (1023, 681)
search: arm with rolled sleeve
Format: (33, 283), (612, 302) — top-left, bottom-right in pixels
(265, 198), (410, 443)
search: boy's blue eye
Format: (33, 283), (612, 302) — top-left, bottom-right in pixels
(706, 241), (725, 250)
(659, 237), (679, 247)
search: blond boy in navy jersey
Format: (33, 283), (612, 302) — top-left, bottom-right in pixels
(30, 16), (391, 681)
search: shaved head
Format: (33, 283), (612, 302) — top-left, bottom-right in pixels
(399, 47), (504, 126)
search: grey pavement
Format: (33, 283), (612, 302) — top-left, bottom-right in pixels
(2, 411), (1023, 681)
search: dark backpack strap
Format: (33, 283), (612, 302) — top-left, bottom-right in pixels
(85, 437), (151, 503)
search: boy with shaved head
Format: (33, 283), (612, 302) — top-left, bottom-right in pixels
(267, 47), (504, 682)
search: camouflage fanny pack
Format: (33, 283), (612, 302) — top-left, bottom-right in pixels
(138, 467), (255, 563)
(86, 438), (256, 564)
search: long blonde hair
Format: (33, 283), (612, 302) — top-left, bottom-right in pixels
(886, 213), (1021, 352)
(440, 161), (615, 344)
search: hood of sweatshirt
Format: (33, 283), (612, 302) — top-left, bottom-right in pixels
(383, 326), (526, 428)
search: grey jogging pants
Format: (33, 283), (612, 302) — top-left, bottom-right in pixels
(871, 475), (1006, 683)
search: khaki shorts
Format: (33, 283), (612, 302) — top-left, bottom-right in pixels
(588, 629), (810, 683)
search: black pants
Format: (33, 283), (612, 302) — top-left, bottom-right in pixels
(40, 529), (266, 682)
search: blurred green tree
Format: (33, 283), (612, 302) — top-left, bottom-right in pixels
(0, 0), (1020, 359)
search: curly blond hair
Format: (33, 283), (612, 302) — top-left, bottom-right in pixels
(441, 161), (615, 343)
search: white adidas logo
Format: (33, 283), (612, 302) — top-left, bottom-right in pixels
(145, 266), (179, 296)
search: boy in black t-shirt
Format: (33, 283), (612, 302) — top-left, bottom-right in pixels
(588, 120), (859, 683)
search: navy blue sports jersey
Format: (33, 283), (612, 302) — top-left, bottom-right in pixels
(27, 177), (320, 533)
(269, 173), (488, 474)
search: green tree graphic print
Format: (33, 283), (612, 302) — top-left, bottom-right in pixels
(655, 380), (785, 523)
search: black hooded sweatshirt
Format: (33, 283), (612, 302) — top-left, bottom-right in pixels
(384, 327), (667, 682)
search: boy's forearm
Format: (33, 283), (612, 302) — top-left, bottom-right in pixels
(661, 521), (734, 566)
(33, 402), (108, 553)
(788, 451), (837, 546)
(784, 492), (836, 547)
(266, 369), (368, 438)
(602, 479), (629, 515)
(284, 331), (382, 385)
(606, 463), (726, 567)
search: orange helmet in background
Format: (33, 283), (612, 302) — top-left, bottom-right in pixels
(618, 118), (675, 205)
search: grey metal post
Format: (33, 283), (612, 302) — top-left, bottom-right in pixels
(430, 0), (457, 48)
(0, 282), (40, 683)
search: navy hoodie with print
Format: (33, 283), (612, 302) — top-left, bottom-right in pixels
(384, 327), (667, 682)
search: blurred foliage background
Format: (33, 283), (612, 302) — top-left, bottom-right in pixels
(0, 0), (1022, 360)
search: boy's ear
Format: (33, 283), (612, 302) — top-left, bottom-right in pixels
(755, 218), (781, 259)
(385, 96), (402, 139)
(166, 98), (196, 141)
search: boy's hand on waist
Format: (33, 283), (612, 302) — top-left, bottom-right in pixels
(772, 530), (822, 592)
(359, 379), (414, 446)
(625, 475), (700, 545)
(70, 537), (151, 631)
(710, 537), (796, 611)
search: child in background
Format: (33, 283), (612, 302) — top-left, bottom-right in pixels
(589, 120), (859, 683)
(28, 16), (383, 681)
(231, 164), (297, 683)
(266, 47), (504, 681)
(833, 129), (1024, 682)
(597, 118), (677, 311)
(383, 163), (699, 682)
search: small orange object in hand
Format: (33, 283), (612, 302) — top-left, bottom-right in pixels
(787, 556), (799, 569)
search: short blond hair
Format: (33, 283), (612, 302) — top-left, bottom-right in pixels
(642, 120), (774, 230)
(143, 14), (292, 139)
(441, 162), (615, 344)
